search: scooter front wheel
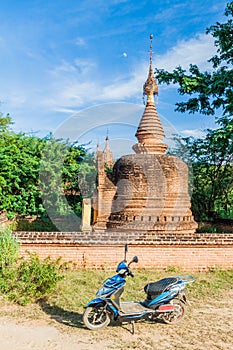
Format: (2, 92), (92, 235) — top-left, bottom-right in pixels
(83, 306), (111, 330)
(161, 299), (186, 324)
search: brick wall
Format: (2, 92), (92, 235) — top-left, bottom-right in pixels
(13, 231), (233, 270)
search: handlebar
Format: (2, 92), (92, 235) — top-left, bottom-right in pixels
(128, 270), (134, 278)
(117, 254), (138, 278)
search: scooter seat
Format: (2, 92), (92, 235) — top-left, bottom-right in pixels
(144, 277), (179, 299)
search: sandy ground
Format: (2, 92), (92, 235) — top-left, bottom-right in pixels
(0, 292), (233, 350)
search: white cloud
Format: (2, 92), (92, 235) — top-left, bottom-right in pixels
(40, 33), (217, 115)
(74, 58), (96, 74)
(42, 56), (145, 111)
(99, 69), (145, 100)
(155, 33), (216, 72)
(181, 129), (206, 138)
(52, 60), (77, 74)
(51, 58), (96, 76)
(4, 93), (27, 107)
(75, 37), (86, 46)
(97, 34), (217, 102)
(95, 34), (216, 101)
(53, 107), (77, 114)
(4, 32), (217, 127)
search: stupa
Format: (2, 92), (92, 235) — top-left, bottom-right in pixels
(93, 35), (197, 233)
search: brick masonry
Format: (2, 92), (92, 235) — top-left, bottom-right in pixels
(13, 231), (233, 270)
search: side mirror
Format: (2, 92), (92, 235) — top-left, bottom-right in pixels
(128, 256), (139, 266)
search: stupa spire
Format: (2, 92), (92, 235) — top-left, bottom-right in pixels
(103, 135), (113, 165)
(133, 34), (167, 155)
(143, 34), (158, 104)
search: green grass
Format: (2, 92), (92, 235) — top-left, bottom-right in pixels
(46, 267), (233, 314)
(0, 267), (232, 330)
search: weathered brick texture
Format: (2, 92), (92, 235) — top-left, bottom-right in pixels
(14, 231), (233, 270)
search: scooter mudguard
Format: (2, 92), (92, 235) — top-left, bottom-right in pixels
(85, 298), (119, 320)
(85, 298), (106, 308)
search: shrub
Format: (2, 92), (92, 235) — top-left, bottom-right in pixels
(0, 226), (19, 270)
(0, 227), (66, 305)
(9, 254), (65, 305)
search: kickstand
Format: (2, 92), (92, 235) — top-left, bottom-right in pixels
(130, 321), (135, 335)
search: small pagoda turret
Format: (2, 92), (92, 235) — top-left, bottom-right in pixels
(93, 136), (116, 230)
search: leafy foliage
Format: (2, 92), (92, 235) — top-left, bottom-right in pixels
(13, 254), (65, 305)
(0, 113), (14, 133)
(39, 138), (96, 230)
(0, 132), (46, 218)
(0, 124), (96, 224)
(155, 2), (233, 123)
(155, 2), (233, 221)
(0, 226), (19, 271)
(0, 227), (66, 305)
(60, 142), (96, 211)
(170, 125), (232, 220)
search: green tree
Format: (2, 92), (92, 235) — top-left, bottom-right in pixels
(62, 142), (96, 199)
(0, 132), (46, 218)
(40, 138), (96, 219)
(155, 2), (233, 124)
(155, 2), (233, 221)
(0, 113), (13, 133)
(0, 125), (96, 225)
(171, 125), (233, 220)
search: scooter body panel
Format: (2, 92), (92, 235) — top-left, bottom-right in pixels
(144, 286), (180, 308)
(96, 274), (126, 298)
(86, 298), (106, 308)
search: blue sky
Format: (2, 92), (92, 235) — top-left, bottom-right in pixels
(0, 0), (228, 155)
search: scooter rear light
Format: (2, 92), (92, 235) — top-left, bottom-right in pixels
(158, 305), (175, 312)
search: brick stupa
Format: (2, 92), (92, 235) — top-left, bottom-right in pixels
(93, 35), (197, 233)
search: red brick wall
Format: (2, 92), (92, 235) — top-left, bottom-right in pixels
(14, 231), (233, 270)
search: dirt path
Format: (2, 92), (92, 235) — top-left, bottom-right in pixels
(0, 294), (232, 350)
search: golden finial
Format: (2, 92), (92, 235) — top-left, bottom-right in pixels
(143, 34), (158, 104)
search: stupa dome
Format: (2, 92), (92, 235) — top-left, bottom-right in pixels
(106, 154), (196, 232)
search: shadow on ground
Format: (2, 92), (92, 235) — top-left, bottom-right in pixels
(38, 299), (164, 334)
(38, 300), (123, 330)
(38, 299), (84, 328)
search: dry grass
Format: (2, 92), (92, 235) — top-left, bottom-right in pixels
(0, 268), (232, 350)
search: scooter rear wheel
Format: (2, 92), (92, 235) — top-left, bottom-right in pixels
(161, 299), (186, 324)
(83, 306), (111, 330)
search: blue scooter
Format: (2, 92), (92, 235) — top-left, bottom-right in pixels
(83, 244), (194, 332)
